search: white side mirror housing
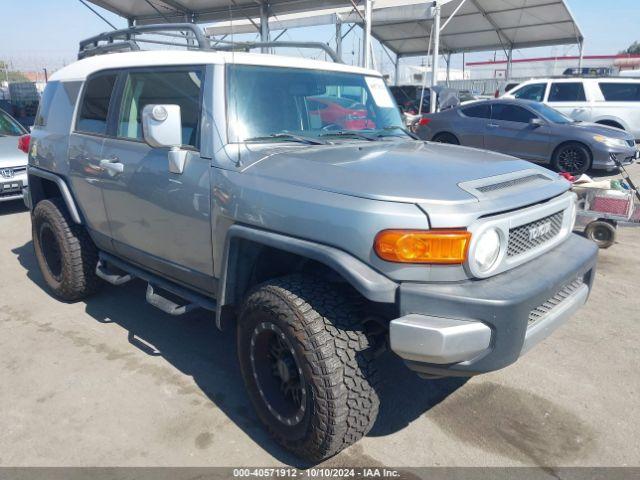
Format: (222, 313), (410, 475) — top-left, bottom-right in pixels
(142, 104), (188, 174)
(142, 104), (182, 148)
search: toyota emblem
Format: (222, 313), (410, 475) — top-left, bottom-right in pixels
(1, 168), (15, 179)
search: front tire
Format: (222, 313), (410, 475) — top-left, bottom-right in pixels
(237, 275), (379, 462)
(32, 198), (102, 301)
(552, 142), (592, 175)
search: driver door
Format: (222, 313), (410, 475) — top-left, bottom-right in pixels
(484, 104), (552, 163)
(99, 66), (215, 293)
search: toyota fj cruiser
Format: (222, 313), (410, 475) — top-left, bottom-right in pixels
(24, 25), (598, 462)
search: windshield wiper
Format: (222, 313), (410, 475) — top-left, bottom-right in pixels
(319, 130), (377, 141)
(245, 133), (326, 145)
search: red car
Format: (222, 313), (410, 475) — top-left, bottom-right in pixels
(307, 96), (376, 130)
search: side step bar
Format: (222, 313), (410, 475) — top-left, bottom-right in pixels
(97, 253), (217, 316)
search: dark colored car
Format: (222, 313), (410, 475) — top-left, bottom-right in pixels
(416, 99), (639, 175)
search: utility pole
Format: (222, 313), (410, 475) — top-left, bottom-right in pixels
(43, 68), (48, 83)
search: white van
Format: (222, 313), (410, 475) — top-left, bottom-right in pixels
(502, 77), (640, 140)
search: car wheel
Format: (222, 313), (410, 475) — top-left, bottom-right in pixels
(432, 132), (460, 145)
(237, 274), (380, 462)
(552, 142), (592, 175)
(32, 198), (102, 301)
(585, 221), (616, 249)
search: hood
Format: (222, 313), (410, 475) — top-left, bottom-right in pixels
(243, 140), (568, 205)
(0, 135), (27, 168)
(565, 121), (635, 140)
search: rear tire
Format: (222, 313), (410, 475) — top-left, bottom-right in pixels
(552, 142), (592, 176)
(237, 275), (379, 462)
(432, 132), (460, 145)
(585, 221), (616, 249)
(32, 198), (102, 301)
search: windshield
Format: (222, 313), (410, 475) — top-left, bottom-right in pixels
(0, 109), (26, 136)
(527, 102), (575, 124)
(227, 65), (405, 142)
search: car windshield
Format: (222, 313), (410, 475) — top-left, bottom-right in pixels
(527, 102), (575, 124)
(0, 109), (26, 136)
(227, 65), (405, 142)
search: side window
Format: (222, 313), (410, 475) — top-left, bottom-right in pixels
(461, 103), (491, 119)
(548, 82), (586, 102)
(76, 73), (117, 135)
(492, 104), (536, 123)
(117, 68), (203, 148)
(513, 83), (547, 102)
(599, 83), (640, 102)
(35, 82), (58, 127)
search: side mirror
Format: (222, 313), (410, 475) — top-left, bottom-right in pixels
(529, 117), (544, 128)
(142, 104), (187, 174)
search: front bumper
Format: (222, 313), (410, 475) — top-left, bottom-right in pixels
(0, 171), (27, 203)
(389, 234), (598, 377)
(592, 145), (638, 170)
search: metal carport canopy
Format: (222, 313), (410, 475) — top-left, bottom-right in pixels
(85, 0), (353, 24)
(381, 0), (584, 57)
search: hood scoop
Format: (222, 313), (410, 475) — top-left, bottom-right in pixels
(459, 169), (556, 200)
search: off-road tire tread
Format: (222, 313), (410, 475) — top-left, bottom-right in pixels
(238, 274), (380, 462)
(32, 198), (102, 301)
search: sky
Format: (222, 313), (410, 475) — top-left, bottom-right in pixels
(1, 0), (639, 78)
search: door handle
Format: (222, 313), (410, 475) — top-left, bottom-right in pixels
(99, 159), (124, 176)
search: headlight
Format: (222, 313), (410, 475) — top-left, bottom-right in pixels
(593, 134), (629, 149)
(473, 228), (502, 273)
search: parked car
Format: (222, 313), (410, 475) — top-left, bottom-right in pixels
(416, 99), (639, 175)
(0, 107), (29, 202)
(307, 95), (375, 130)
(26, 24), (597, 462)
(502, 77), (640, 140)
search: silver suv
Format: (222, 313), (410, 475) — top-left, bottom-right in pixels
(25, 24), (597, 462)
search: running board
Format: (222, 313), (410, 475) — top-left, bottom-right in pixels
(97, 252), (217, 316)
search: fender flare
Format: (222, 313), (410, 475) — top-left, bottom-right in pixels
(28, 167), (83, 224)
(216, 224), (399, 328)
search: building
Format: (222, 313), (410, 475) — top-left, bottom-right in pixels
(466, 54), (640, 80)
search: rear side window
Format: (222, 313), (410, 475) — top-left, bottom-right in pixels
(117, 68), (203, 148)
(491, 104), (536, 123)
(35, 82), (58, 127)
(76, 73), (117, 135)
(548, 82), (586, 102)
(461, 103), (490, 119)
(513, 83), (547, 102)
(599, 83), (640, 102)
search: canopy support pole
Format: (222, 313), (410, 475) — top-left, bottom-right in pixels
(336, 21), (343, 62)
(445, 52), (451, 85)
(260, 2), (270, 53)
(430, 1), (441, 113)
(395, 54), (401, 85)
(578, 41), (584, 69)
(363, 0), (373, 69)
(506, 46), (513, 80)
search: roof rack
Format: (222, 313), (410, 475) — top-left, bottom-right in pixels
(78, 23), (341, 63)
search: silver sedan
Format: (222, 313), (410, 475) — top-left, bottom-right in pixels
(0, 108), (29, 202)
(416, 99), (639, 175)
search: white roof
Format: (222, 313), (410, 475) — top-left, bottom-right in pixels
(49, 50), (380, 82)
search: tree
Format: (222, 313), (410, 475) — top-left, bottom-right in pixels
(622, 42), (640, 55)
(0, 61), (29, 83)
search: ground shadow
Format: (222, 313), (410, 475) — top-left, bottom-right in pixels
(11, 240), (464, 467)
(0, 201), (28, 216)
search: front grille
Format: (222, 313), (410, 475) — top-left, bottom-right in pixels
(507, 211), (564, 257)
(528, 276), (585, 326)
(476, 174), (549, 194)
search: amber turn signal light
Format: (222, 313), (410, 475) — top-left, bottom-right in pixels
(374, 230), (471, 264)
